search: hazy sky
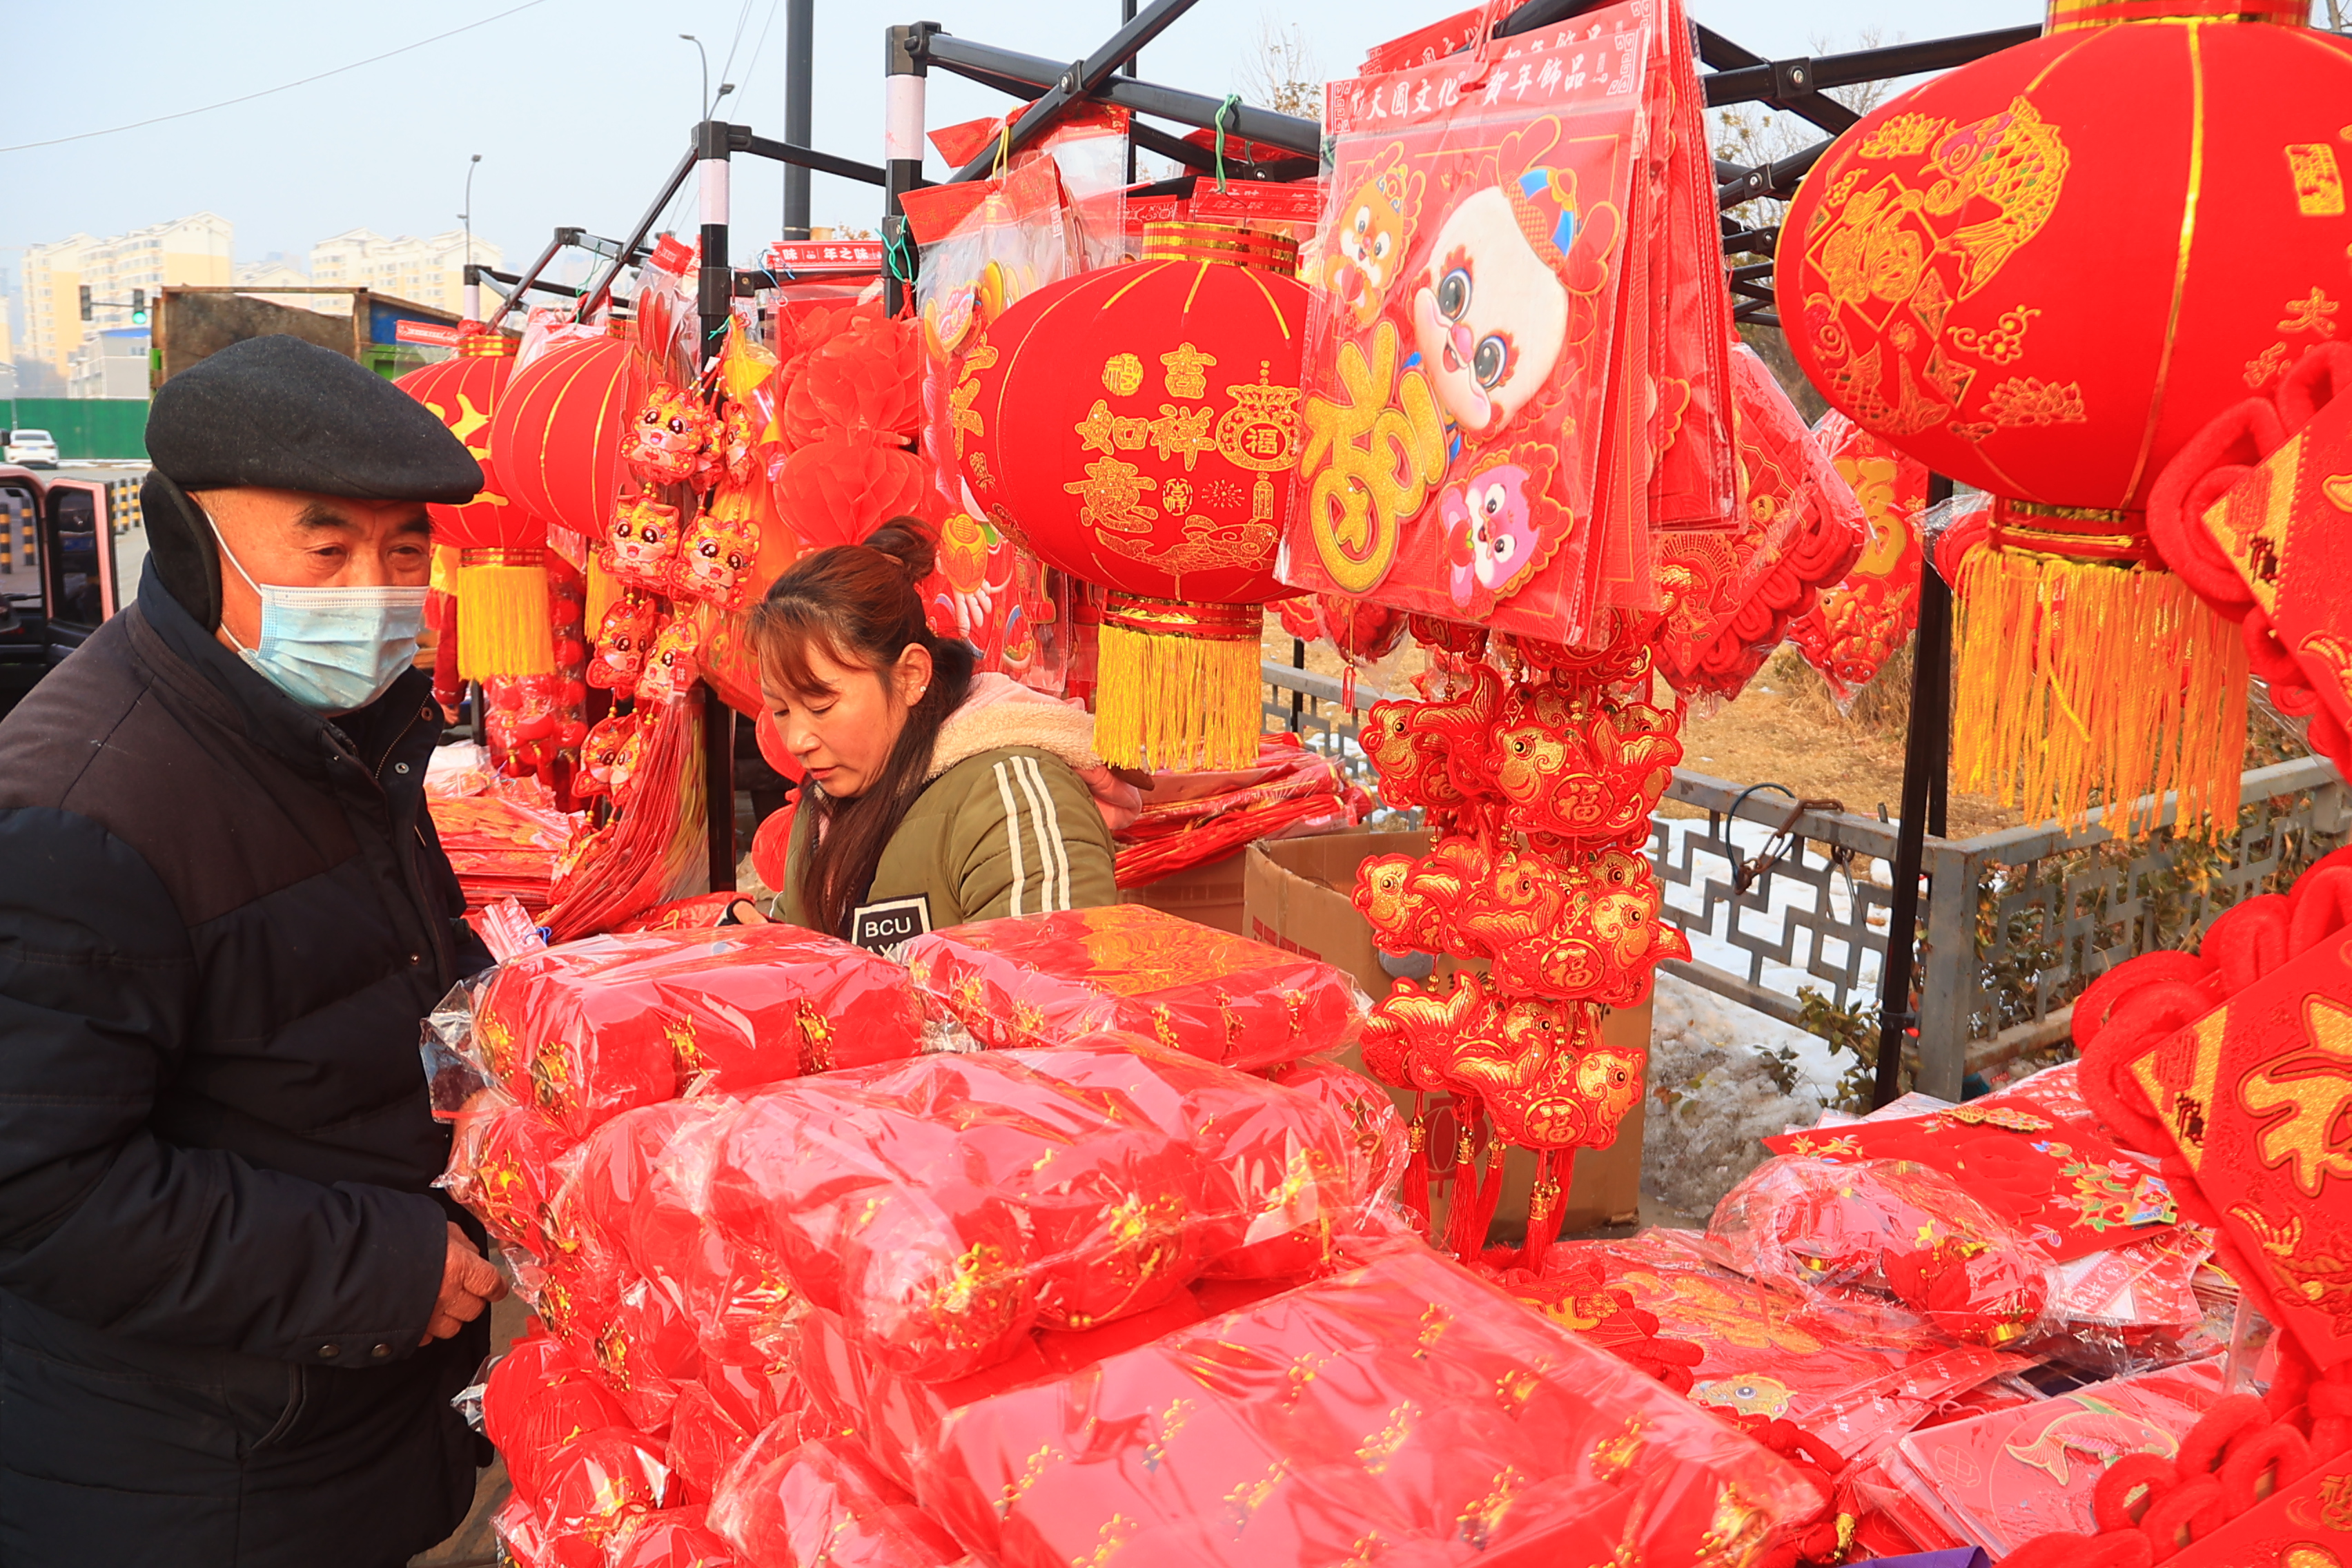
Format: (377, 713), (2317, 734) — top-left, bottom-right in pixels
(1, 0), (2041, 320)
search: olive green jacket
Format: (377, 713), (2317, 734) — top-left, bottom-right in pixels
(778, 692), (1119, 945)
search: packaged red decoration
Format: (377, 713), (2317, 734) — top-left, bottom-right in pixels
(1286, 10), (1650, 642)
(534, 1427), (679, 1568)
(485, 1330), (636, 1507)
(901, 904), (1364, 1069)
(916, 1247), (1820, 1568)
(1764, 1101), (2180, 1262)
(623, 382), (718, 489)
(606, 1507), (738, 1568)
(467, 925), (925, 1140)
(604, 496), (685, 592)
(701, 1041), (1373, 1384)
(707, 1433), (962, 1568)
(1540, 1231), (2036, 1473)
(1712, 1156), (2057, 1347)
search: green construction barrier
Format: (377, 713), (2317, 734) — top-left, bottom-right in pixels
(4, 399), (150, 461)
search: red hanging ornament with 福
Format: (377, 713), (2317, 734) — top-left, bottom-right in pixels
(396, 333), (554, 678)
(1778, 0), (2352, 833)
(957, 222), (1307, 770)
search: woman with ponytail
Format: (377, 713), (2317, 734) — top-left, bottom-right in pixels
(749, 519), (1130, 946)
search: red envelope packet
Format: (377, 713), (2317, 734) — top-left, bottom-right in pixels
(1870, 1358), (2227, 1557)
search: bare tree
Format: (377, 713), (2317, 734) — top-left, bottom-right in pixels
(1712, 30), (1895, 241)
(1238, 15), (1321, 120)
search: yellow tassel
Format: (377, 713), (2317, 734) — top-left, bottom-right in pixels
(582, 553), (620, 642)
(454, 561), (556, 680)
(1953, 549), (2247, 839)
(1094, 622), (1262, 772)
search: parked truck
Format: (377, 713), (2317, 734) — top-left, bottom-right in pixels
(153, 286), (484, 386)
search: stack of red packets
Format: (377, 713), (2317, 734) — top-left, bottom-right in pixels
(440, 911), (1823, 1567)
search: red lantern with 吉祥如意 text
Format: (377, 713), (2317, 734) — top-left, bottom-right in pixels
(397, 333), (554, 678)
(955, 222), (1308, 771)
(1778, 0), (2352, 833)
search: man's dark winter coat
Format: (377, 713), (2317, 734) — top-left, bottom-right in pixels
(0, 565), (493, 1567)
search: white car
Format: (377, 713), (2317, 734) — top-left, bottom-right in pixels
(3, 430), (58, 468)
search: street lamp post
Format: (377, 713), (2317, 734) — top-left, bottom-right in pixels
(461, 153), (482, 321)
(680, 32), (711, 117)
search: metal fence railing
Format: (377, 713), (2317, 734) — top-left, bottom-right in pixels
(1260, 662), (2351, 1099)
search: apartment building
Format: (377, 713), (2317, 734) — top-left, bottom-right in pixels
(308, 228), (504, 314)
(22, 213), (234, 379)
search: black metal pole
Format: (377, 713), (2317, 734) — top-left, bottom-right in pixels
(783, 0), (815, 239)
(1122, 0), (1139, 184)
(695, 117), (738, 892)
(1872, 472), (1955, 1108)
(883, 23), (932, 317)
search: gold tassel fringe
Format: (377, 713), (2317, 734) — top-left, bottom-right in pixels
(582, 553), (620, 644)
(1954, 549), (2248, 839)
(1095, 621), (1262, 772)
(455, 562), (556, 680)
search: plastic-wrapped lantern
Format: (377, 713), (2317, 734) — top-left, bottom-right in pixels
(397, 333), (553, 678)
(957, 222), (1308, 771)
(1778, 0), (2352, 832)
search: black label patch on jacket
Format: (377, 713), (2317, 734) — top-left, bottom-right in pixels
(850, 894), (932, 952)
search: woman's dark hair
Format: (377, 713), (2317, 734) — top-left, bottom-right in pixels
(747, 518), (976, 937)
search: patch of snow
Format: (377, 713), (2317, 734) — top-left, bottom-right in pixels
(1640, 971), (1841, 1223)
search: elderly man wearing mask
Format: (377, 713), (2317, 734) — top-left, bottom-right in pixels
(0, 335), (508, 1567)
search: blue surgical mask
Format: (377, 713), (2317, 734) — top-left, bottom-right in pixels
(208, 515), (429, 715)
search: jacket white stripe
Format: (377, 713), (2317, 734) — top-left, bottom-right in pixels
(1015, 754), (1071, 911)
(991, 759), (1028, 917)
(1008, 754), (1061, 912)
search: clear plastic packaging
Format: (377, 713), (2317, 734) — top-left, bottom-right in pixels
(484, 1330), (634, 1507)
(1536, 1230), (2037, 1473)
(901, 904), (1364, 1069)
(1712, 1157), (2058, 1349)
(605, 1506), (738, 1567)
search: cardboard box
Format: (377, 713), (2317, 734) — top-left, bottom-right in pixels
(1246, 830), (1651, 1236)
(1117, 848), (1246, 935)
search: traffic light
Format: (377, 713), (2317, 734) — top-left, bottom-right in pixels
(130, 288), (148, 327)
(78, 285), (91, 322)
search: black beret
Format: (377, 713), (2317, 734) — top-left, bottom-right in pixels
(147, 333), (482, 502)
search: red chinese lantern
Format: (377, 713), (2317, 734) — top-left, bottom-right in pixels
(396, 334), (552, 678)
(491, 336), (638, 552)
(1779, 0), (2352, 832)
(958, 222), (1307, 770)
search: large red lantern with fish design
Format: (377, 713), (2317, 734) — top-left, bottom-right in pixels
(398, 333), (553, 678)
(1779, 0), (2352, 838)
(957, 223), (1306, 771)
